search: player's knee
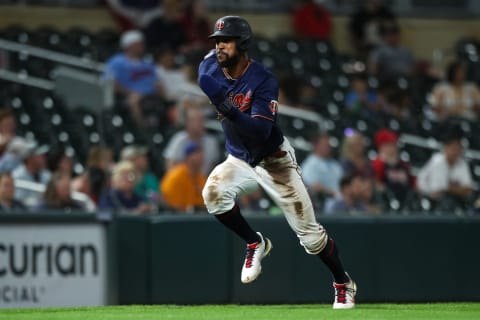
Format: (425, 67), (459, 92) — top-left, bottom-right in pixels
(202, 182), (218, 206)
(298, 230), (328, 255)
(202, 180), (235, 215)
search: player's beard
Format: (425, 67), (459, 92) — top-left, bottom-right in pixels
(217, 51), (241, 68)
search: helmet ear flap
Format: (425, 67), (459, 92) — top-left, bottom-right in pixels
(237, 39), (247, 52)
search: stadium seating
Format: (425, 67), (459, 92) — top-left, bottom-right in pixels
(0, 25), (479, 214)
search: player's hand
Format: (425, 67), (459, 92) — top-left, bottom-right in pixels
(198, 75), (235, 117)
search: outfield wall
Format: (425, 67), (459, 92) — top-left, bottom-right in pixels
(1, 213), (479, 307)
(116, 214), (480, 304)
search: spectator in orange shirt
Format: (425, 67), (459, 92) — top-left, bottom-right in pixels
(293, 0), (332, 41)
(160, 141), (207, 212)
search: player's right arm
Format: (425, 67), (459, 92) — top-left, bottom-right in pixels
(198, 74), (273, 140)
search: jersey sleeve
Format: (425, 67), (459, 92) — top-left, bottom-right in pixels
(251, 75), (279, 122)
(198, 49), (217, 77)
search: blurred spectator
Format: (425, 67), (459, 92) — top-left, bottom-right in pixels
(324, 173), (371, 215)
(293, 0), (332, 41)
(0, 172), (26, 212)
(349, 0), (396, 57)
(340, 130), (374, 178)
(278, 74), (302, 107)
(12, 143), (51, 208)
(105, 0), (163, 31)
(104, 30), (163, 125)
(180, 0), (211, 51)
(154, 45), (189, 101)
(99, 160), (155, 214)
(160, 141), (207, 212)
(430, 61), (480, 121)
(278, 75), (317, 110)
(143, 0), (186, 50)
(382, 87), (414, 120)
(38, 172), (83, 211)
(47, 147), (74, 176)
(120, 145), (159, 203)
(358, 171), (381, 214)
(239, 189), (266, 214)
(301, 132), (343, 199)
(371, 129), (415, 203)
(163, 107), (220, 175)
(473, 196), (480, 215)
(368, 21), (415, 83)
(344, 74), (381, 115)
(0, 108), (27, 172)
(174, 55), (211, 125)
(417, 126), (473, 202)
(72, 146), (113, 203)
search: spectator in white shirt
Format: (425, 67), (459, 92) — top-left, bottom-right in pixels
(163, 107), (220, 175)
(417, 127), (473, 201)
(12, 142), (51, 208)
(301, 132), (343, 198)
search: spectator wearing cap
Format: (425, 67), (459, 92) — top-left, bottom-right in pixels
(301, 132), (343, 200)
(160, 141), (207, 212)
(417, 126), (473, 201)
(163, 107), (220, 175)
(12, 142), (51, 208)
(99, 160), (155, 215)
(371, 129), (415, 203)
(0, 172), (26, 212)
(104, 30), (164, 125)
(120, 145), (159, 204)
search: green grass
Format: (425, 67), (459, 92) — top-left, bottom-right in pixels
(1, 303), (480, 320)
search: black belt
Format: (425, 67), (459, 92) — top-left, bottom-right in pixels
(267, 149), (287, 158)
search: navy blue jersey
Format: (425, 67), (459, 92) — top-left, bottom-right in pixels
(199, 50), (284, 167)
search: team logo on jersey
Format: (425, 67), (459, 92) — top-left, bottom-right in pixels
(231, 90), (252, 112)
(269, 100), (279, 115)
(216, 20), (225, 31)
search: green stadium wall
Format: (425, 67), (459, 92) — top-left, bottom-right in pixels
(115, 214), (480, 304)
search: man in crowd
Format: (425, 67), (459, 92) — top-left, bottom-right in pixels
(12, 142), (51, 208)
(324, 173), (371, 215)
(417, 126), (473, 202)
(301, 132), (343, 200)
(105, 30), (164, 125)
(0, 172), (25, 211)
(163, 107), (220, 175)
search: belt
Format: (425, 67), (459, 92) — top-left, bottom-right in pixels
(267, 149), (287, 158)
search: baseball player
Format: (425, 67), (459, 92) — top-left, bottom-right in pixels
(198, 16), (357, 309)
